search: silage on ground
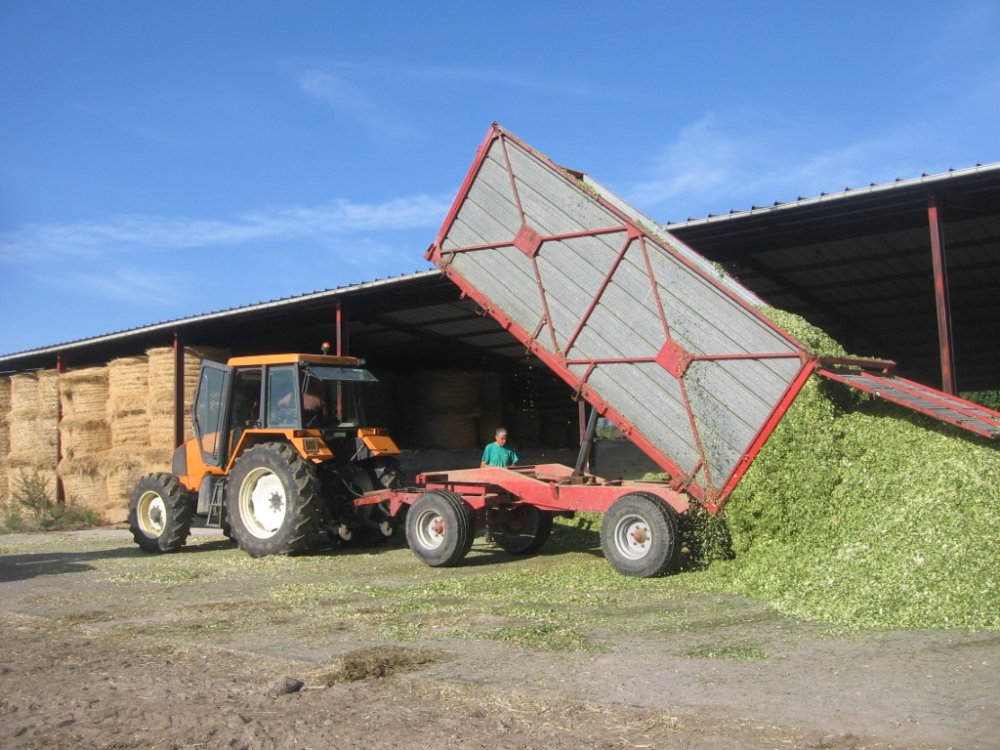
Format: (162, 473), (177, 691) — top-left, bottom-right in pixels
(685, 308), (1000, 630)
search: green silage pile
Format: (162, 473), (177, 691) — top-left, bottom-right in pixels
(694, 309), (1000, 630)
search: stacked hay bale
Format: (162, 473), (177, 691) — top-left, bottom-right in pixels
(105, 354), (153, 521)
(411, 370), (482, 450)
(477, 372), (505, 447)
(147, 346), (229, 450)
(58, 367), (111, 513)
(0, 377), (10, 502)
(6, 371), (59, 502)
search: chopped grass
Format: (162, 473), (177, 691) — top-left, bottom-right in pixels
(679, 307), (1000, 630)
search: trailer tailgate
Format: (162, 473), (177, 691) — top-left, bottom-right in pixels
(427, 124), (816, 508)
(817, 366), (1000, 439)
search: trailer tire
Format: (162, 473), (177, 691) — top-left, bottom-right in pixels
(226, 443), (322, 557)
(492, 505), (553, 555)
(129, 473), (194, 553)
(406, 490), (474, 567)
(601, 492), (679, 577)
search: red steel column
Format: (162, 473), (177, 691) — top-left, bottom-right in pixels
(55, 354), (66, 505)
(927, 193), (957, 394)
(173, 331), (185, 448)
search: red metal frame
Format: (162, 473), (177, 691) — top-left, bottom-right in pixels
(357, 464), (691, 517)
(427, 124), (814, 511)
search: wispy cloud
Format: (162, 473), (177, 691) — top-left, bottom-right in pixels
(627, 113), (926, 221)
(42, 268), (186, 306)
(0, 193), (454, 264)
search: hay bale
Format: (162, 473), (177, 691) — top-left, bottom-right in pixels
(414, 370), (482, 413)
(108, 355), (149, 416)
(60, 417), (112, 460)
(506, 408), (541, 449)
(479, 372), (503, 407)
(414, 413), (478, 450)
(36, 370), (58, 420)
(10, 373), (40, 415)
(8, 417), (58, 465)
(110, 411), (151, 449)
(60, 366), (109, 420)
(0, 376), (11, 417)
(477, 411), (505, 447)
(149, 413), (177, 449)
(0, 471), (7, 504)
(0, 420), (9, 458)
(58, 456), (109, 507)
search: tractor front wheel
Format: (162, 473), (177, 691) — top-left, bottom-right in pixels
(226, 443), (322, 557)
(601, 492), (679, 577)
(406, 490), (474, 567)
(128, 473), (193, 553)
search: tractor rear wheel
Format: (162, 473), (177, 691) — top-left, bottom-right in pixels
(406, 490), (474, 567)
(491, 505), (553, 554)
(226, 443), (322, 557)
(128, 473), (193, 553)
(601, 492), (679, 577)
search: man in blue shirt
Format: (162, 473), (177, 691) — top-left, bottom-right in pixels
(481, 427), (518, 468)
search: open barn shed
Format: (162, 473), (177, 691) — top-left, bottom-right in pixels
(2, 158), (998, 519)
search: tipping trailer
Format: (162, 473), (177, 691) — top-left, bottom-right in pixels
(363, 124), (1000, 577)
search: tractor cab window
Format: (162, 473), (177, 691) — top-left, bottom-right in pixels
(266, 367), (298, 428)
(193, 363), (230, 465)
(230, 368), (262, 451)
(303, 366), (377, 427)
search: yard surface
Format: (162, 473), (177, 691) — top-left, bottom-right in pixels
(0, 526), (997, 749)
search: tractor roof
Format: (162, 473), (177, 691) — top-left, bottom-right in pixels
(226, 353), (362, 367)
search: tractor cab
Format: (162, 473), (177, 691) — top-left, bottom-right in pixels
(186, 353), (399, 483)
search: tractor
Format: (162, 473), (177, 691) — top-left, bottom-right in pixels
(128, 351), (404, 556)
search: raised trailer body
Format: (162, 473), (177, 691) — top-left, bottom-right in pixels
(377, 124), (1000, 576)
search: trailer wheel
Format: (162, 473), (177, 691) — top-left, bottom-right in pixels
(226, 443), (322, 557)
(406, 490), (474, 567)
(492, 505), (553, 555)
(128, 473), (193, 553)
(601, 492), (679, 577)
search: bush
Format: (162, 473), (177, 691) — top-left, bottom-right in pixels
(1, 469), (105, 534)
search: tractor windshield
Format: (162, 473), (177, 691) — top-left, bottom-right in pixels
(300, 366), (377, 428)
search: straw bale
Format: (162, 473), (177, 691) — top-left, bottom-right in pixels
(0, 376), (10, 417)
(0, 420), (9, 457)
(110, 411), (151, 448)
(10, 373), (40, 415)
(479, 372), (503, 407)
(149, 413), (177, 449)
(147, 345), (228, 416)
(58, 456), (110, 508)
(60, 417), (112, 459)
(476, 411), (505, 447)
(414, 413), (478, 450)
(414, 370), (482, 413)
(36, 370), (59, 420)
(8, 417), (58, 465)
(108, 355), (149, 416)
(506, 408), (541, 449)
(4, 464), (58, 502)
(60, 366), (109, 420)
(0, 471), (8, 504)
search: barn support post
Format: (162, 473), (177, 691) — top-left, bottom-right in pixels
(173, 331), (185, 448)
(927, 193), (957, 394)
(55, 354), (65, 505)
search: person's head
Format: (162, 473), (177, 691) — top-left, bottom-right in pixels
(494, 427), (508, 445)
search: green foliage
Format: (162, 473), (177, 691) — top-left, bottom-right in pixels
(704, 350), (1000, 630)
(1, 469), (105, 534)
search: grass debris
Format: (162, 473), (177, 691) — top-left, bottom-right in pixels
(680, 308), (1000, 630)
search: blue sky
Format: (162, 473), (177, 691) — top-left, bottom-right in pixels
(2, 0), (999, 357)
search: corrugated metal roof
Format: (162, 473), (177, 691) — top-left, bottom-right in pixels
(664, 161), (1000, 228)
(0, 269), (441, 365)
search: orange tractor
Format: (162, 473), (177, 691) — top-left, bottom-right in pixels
(128, 352), (404, 557)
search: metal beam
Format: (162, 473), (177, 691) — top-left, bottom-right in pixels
(927, 193), (957, 394)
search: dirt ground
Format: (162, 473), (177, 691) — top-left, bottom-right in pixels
(1, 527), (997, 750)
